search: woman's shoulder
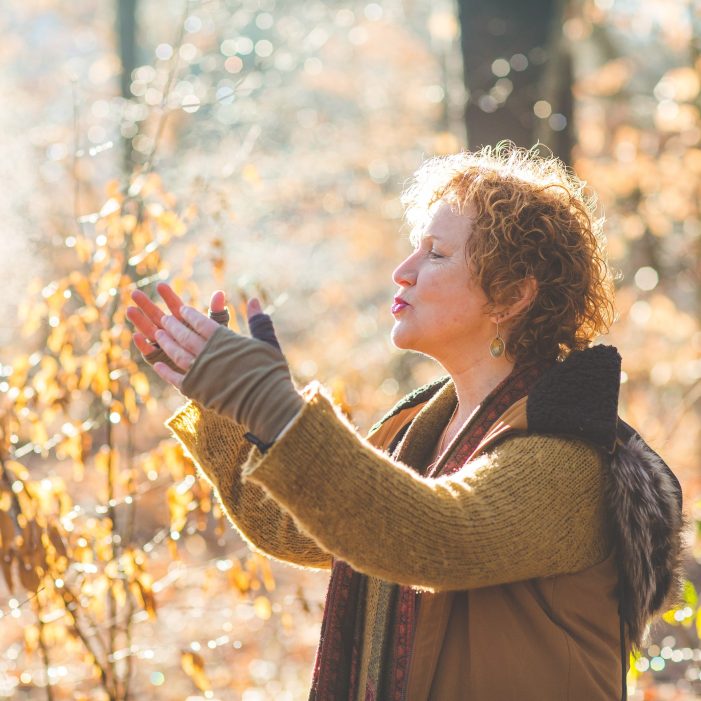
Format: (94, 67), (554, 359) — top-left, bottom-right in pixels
(482, 433), (604, 481)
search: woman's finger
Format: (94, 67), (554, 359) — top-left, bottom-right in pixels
(246, 297), (282, 351)
(157, 282), (188, 320)
(247, 297), (263, 318)
(131, 289), (167, 328)
(209, 290), (227, 313)
(153, 361), (185, 390)
(126, 306), (160, 341)
(208, 290), (230, 326)
(154, 329), (196, 372)
(162, 315), (209, 356)
(133, 332), (157, 356)
(180, 306), (219, 340)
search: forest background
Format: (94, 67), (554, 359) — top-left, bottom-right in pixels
(0, 0), (699, 699)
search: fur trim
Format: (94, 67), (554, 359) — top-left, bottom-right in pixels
(605, 432), (686, 649)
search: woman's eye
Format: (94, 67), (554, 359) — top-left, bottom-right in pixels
(428, 250), (444, 259)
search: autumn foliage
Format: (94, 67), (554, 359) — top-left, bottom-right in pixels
(0, 0), (699, 699)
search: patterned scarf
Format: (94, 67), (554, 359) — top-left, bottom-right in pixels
(308, 363), (545, 701)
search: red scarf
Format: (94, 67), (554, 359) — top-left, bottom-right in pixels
(308, 363), (545, 701)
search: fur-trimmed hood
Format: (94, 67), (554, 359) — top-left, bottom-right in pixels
(377, 345), (687, 650)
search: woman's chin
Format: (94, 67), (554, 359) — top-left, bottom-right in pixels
(390, 324), (419, 352)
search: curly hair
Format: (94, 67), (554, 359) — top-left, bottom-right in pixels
(401, 142), (615, 366)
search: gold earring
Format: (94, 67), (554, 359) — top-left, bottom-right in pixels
(489, 318), (505, 358)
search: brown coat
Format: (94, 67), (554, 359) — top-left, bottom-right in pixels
(170, 384), (620, 699)
(367, 400), (621, 700)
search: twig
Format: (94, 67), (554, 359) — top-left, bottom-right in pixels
(34, 593), (55, 701)
(122, 423), (137, 701)
(142, 1), (191, 174)
(59, 581), (116, 698)
(105, 404), (118, 695)
(0, 586), (46, 618)
(71, 79), (81, 225)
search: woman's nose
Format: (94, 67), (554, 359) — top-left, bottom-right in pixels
(392, 253), (417, 287)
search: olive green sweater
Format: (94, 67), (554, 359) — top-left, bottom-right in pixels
(167, 380), (609, 591)
(167, 401), (332, 570)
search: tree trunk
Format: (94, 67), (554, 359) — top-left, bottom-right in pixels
(117, 0), (138, 170)
(457, 0), (574, 164)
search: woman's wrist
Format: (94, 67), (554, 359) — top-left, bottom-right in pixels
(180, 325), (303, 443)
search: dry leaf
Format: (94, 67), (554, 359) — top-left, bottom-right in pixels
(181, 651), (211, 691)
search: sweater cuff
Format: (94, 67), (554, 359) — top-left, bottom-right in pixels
(166, 399), (251, 491)
(240, 381), (345, 484)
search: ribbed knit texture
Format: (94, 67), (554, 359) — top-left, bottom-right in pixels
(241, 381), (609, 591)
(181, 325), (303, 445)
(166, 401), (332, 570)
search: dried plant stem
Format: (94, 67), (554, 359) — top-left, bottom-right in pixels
(71, 79), (81, 224)
(122, 423), (138, 701)
(34, 595), (56, 701)
(105, 407), (118, 697)
(142, 0), (190, 175)
(60, 582), (116, 697)
(0, 457), (21, 525)
(99, 196), (140, 700)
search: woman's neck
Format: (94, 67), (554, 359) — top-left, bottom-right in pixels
(445, 353), (515, 424)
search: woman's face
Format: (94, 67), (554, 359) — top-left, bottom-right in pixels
(391, 201), (494, 362)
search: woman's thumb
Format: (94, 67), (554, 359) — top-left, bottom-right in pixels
(208, 290), (230, 326)
(247, 298), (281, 351)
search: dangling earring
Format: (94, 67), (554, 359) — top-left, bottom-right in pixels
(489, 318), (505, 358)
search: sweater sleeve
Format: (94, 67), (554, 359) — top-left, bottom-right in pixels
(240, 383), (611, 591)
(166, 401), (332, 570)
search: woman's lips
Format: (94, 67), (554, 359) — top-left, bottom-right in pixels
(391, 300), (410, 315)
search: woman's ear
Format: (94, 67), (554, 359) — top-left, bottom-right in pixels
(492, 277), (538, 322)
(514, 276), (538, 315)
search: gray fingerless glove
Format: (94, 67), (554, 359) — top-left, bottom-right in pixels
(180, 325), (302, 447)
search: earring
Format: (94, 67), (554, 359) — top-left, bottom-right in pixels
(489, 318), (505, 358)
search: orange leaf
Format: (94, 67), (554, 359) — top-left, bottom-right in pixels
(1, 547), (13, 593)
(181, 651), (211, 691)
(254, 595), (272, 620)
(130, 371), (150, 397)
(47, 525), (68, 560)
(18, 560), (41, 592)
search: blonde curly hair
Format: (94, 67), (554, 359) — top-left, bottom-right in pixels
(401, 143), (615, 365)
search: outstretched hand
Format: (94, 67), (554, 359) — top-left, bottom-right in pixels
(127, 282), (264, 389)
(128, 282), (300, 446)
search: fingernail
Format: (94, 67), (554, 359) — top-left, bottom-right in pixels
(180, 305), (192, 320)
(162, 315), (174, 330)
(155, 329), (166, 342)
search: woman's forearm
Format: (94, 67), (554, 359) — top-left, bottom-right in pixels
(167, 400), (332, 570)
(241, 383), (611, 591)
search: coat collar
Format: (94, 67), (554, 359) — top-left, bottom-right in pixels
(527, 345), (621, 453)
(373, 345), (623, 453)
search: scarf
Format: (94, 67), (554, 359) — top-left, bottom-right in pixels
(308, 362), (545, 701)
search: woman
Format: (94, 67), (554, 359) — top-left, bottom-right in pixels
(128, 145), (686, 701)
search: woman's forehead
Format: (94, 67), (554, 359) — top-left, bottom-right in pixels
(423, 202), (473, 240)
(408, 198), (474, 246)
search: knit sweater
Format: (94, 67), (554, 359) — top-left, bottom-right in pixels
(168, 379), (610, 592)
(168, 402), (332, 570)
